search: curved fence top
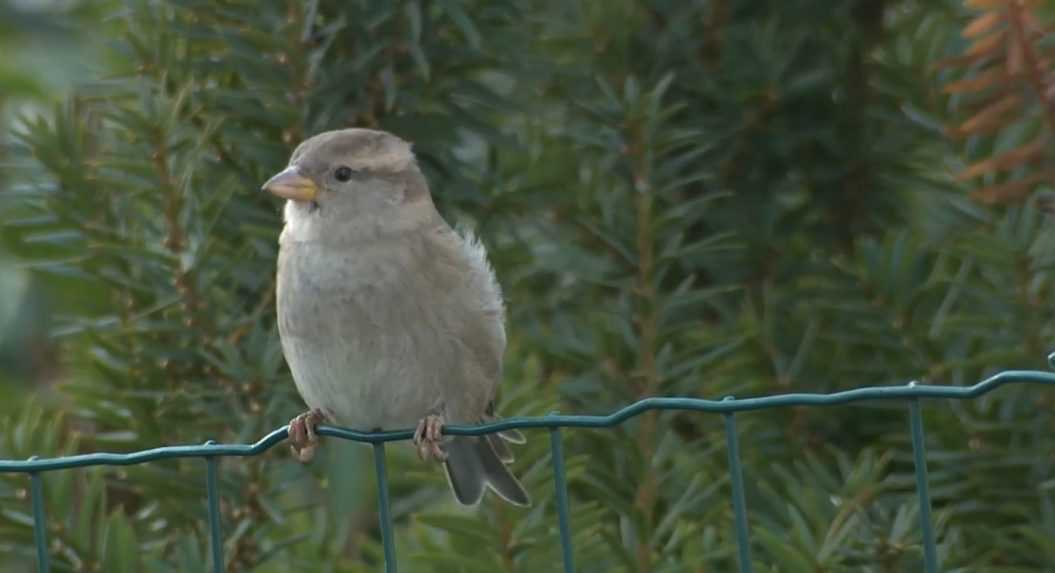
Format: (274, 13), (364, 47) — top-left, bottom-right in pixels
(4, 366), (1055, 474)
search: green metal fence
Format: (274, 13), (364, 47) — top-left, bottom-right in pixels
(5, 360), (1055, 573)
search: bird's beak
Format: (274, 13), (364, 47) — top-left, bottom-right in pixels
(262, 166), (318, 202)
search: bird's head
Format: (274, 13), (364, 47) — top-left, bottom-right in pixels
(262, 128), (435, 242)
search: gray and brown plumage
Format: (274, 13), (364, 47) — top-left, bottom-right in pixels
(262, 128), (529, 506)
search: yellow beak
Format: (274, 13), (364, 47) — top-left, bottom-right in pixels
(262, 166), (318, 202)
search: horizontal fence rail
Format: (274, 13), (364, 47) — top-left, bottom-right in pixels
(5, 365), (1055, 573)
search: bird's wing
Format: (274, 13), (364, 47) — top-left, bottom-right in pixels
(424, 224), (507, 401)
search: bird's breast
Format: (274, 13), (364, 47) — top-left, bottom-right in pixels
(275, 239), (475, 429)
(277, 242), (399, 336)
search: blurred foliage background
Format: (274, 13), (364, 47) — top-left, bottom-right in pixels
(2, 0), (1055, 571)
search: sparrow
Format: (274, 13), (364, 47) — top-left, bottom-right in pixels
(262, 128), (529, 507)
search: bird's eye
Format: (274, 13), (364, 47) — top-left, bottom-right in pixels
(334, 166), (354, 182)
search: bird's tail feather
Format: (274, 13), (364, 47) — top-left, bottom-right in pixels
(487, 434), (514, 463)
(443, 436), (530, 507)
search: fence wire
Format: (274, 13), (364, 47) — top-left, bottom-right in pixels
(5, 363), (1055, 573)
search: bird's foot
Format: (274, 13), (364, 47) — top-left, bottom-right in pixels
(289, 408), (325, 463)
(413, 414), (448, 462)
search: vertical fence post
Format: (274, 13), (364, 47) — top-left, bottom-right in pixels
(549, 425), (576, 572)
(372, 442), (397, 573)
(204, 442), (224, 573)
(29, 459), (49, 573)
(907, 392), (939, 573)
(722, 398), (753, 573)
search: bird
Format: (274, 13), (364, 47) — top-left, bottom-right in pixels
(261, 128), (529, 507)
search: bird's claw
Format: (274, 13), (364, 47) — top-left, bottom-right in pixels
(289, 408), (325, 463)
(413, 414), (447, 462)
